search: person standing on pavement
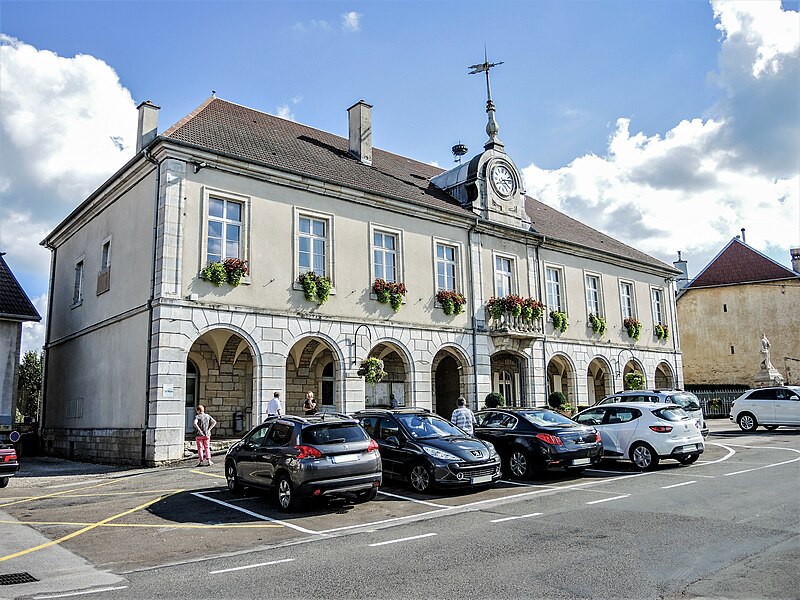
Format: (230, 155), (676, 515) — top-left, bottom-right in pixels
(266, 391), (284, 419)
(451, 396), (477, 436)
(193, 405), (217, 466)
(303, 391), (317, 415)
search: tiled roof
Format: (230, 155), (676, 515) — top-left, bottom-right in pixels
(0, 254), (41, 322)
(165, 98), (673, 272)
(687, 238), (799, 288)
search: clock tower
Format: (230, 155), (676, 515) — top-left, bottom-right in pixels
(430, 55), (531, 230)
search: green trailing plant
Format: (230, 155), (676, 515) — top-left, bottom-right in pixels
(222, 258), (249, 287)
(486, 296), (544, 322)
(588, 313), (607, 336)
(316, 276), (332, 304)
(357, 357), (387, 384)
(506, 294), (524, 318)
(624, 317), (642, 340)
(624, 370), (645, 390)
(436, 290), (467, 315)
(487, 297), (504, 320)
(484, 391), (505, 408)
(550, 310), (569, 333)
(373, 279), (407, 312)
(654, 323), (669, 341)
(201, 262), (227, 286)
(298, 272), (331, 304)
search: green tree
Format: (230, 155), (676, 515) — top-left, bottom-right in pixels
(17, 350), (43, 421)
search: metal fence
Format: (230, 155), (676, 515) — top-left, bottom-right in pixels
(691, 389), (746, 418)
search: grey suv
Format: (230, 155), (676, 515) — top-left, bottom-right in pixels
(596, 390), (708, 437)
(225, 415), (382, 511)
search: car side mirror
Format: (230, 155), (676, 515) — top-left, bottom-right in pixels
(384, 435), (400, 447)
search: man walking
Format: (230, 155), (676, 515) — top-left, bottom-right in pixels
(193, 405), (217, 466)
(451, 396), (477, 436)
(267, 391), (283, 419)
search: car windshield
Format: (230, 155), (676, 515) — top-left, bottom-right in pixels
(520, 410), (576, 427)
(301, 423), (368, 445)
(653, 407), (690, 421)
(666, 393), (700, 411)
(396, 414), (465, 439)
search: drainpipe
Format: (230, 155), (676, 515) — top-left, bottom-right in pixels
(468, 219), (480, 410)
(142, 148), (161, 465)
(535, 236), (547, 408)
(39, 242), (57, 444)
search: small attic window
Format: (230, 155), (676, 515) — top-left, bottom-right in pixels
(723, 304), (728, 312)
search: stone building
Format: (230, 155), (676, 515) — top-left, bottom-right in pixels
(676, 238), (800, 388)
(41, 85), (682, 464)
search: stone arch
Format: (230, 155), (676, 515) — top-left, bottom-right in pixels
(364, 339), (414, 408)
(655, 361), (675, 389)
(623, 359), (647, 390)
(431, 345), (471, 417)
(285, 335), (344, 414)
(491, 350), (529, 407)
(587, 355), (614, 406)
(547, 353), (578, 408)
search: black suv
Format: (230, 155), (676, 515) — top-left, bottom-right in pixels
(224, 415), (382, 511)
(353, 408), (501, 492)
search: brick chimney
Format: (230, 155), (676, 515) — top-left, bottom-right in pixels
(791, 247), (800, 274)
(348, 100), (373, 166)
(136, 100), (160, 153)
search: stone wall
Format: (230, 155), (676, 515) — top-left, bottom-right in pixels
(194, 337), (252, 437)
(43, 427), (142, 465)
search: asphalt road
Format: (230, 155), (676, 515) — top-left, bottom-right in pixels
(1, 419), (798, 599)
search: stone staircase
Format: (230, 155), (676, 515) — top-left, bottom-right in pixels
(183, 437), (239, 459)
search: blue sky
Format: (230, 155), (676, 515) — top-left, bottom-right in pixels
(1, 0), (798, 352)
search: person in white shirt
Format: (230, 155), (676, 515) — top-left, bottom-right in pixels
(266, 391), (283, 418)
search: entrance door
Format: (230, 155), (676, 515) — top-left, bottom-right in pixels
(435, 356), (460, 417)
(322, 362), (335, 407)
(185, 361), (198, 433)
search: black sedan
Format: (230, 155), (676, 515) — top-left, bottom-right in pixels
(1, 444), (19, 488)
(474, 408), (602, 478)
(354, 408), (501, 492)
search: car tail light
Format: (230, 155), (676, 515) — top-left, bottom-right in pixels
(535, 433), (564, 446)
(3, 453), (16, 463)
(649, 425), (673, 433)
(367, 439), (379, 453)
(595, 432), (602, 443)
(295, 445), (323, 459)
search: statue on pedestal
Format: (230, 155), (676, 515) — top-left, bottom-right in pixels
(755, 333), (784, 387)
(759, 333), (773, 370)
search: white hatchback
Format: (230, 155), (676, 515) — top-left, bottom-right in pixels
(573, 402), (705, 470)
(730, 386), (800, 431)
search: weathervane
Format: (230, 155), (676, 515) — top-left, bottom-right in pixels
(469, 48), (504, 148)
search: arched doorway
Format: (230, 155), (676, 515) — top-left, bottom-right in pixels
(431, 348), (468, 417)
(491, 352), (527, 407)
(187, 329), (254, 438)
(364, 342), (410, 408)
(286, 337), (340, 413)
(547, 354), (576, 408)
(587, 357), (612, 405)
(655, 362), (675, 389)
(623, 359), (646, 390)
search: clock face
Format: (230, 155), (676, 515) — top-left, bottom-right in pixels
(491, 164), (515, 197)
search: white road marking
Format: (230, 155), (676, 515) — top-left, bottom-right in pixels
(499, 480), (559, 488)
(369, 532), (437, 547)
(209, 558), (295, 574)
(719, 443), (800, 477)
(586, 494), (630, 505)
(490, 512), (543, 523)
(661, 481), (697, 489)
(377, 490), (448, 507)
(33, 586), (128, 599)
(696, 443), (737, 465)
(191, 492), (323, 535)
(45, 480), (103, 489)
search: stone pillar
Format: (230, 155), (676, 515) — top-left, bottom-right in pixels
(342, 367), (366, 414)
(154, 159), (186, 299)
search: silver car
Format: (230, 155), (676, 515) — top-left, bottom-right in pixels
(596, 389), (708, 437)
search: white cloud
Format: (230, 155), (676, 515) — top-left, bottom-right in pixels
(291, 19), (330, 33)
(522, 1), (799, 276)
(21, 293), (48, 354)
(341, 11), (362, 32)
(275, 104), (296, 121)
(0, 35), (137, 295)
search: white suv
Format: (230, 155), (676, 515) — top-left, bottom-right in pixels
(730, 386), (800, 432)
(596, 390), (708, 437)
(574, 402), (704, 470)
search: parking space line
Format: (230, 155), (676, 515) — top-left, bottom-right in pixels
(209, 558), (295, 574)
(661, 481), (697, 489)
(719, 443), (800, 476)
(490, 512), (542, 523)
(190, 469), (227, 479)
(369, 532), (437, 547)
(697, 443), (737, 465)
(0, 490), (182, 563)
(499, 480), (559, 489)
(586, 494), (630, 505)
(377, 490), (448, 507)
(191, 492), (323, 535)
(32, 585), (129, 598)
(55, 490), (183, 498)
(0, 479), (120, 508)
(0, 519), (283, 529)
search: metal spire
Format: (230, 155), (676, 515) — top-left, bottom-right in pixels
(468, 48), (504, 149)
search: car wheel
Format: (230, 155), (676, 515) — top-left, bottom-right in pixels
(408, 463), (433, 493)
(275, 473), (299, 512)
(507, 448), (530, 479)
(677, 454), (699, 465)
(355, 487), (378, 503)
(630, 442), (659, 470)
(225, 461), (242, 493)
(0, 477), (8, 488)
(737, 413), (758, 432)
(764, 425), (779, 431)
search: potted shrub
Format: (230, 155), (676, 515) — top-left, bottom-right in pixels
(522, 298), (544, 322)
(624, 370), (645, 390)
(436, 290), (467, 315)
(588, 313), (607, 336)
(654, 323), (669, 341)
(505, 294), (524, 318)
(624, 317), (642, 340)
(298, 272), (331, 304)
(222, 258), (249, 287)
(487, 296), (504, 321)
(548, 391), (566, 410)
(373, 279), (407, 312)
(357, 357), (387, 384)
(201, 262), (227, 286)
(550, 310), (568, 333)
(484, 391), (505, 408)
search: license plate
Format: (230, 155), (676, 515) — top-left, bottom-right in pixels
(471, 474), (492, 484)
(332, 453), (358, 464)
(681, 445), (696, 452)
(572, 457), (591, 466)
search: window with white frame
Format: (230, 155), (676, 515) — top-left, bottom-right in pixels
(545, 267), (563, 311)
(100, 240), (111, 271)
(651, 288), (664, 324)
(373, 231), (397, 282)
(435, 243), (458, 291)
(73, 260), (84, 305)
(298, 216), (327, 276)
(585, 274), (601, 316)
(207, 197), (242, 264)
(620, 281), (634, 319)
(495, 256), (514, 297)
